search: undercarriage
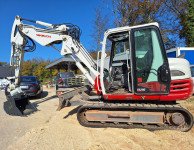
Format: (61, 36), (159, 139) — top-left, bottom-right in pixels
(77, 101), (193, 132)
(53, 85), (194, 132)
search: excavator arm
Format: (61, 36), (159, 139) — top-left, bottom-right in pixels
(5, 16), (99, 115)
(9, 16), (100, 93)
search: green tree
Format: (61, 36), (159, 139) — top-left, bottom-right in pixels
(0, 62), (8, 67)
(33, 60), (50, 81)
(21, 58), (53, 82)
(103, 0), (192, 48)
(180, 0), (194, 46)
(109, 0), (163, 26)
(162, 0), (192, 47)
(22, 60), (33, 76)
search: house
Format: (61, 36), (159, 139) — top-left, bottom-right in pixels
(0, 66), (14, 79)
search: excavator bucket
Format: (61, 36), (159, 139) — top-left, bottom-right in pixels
(4, 96), (37, 116)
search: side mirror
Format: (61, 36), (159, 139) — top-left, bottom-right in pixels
(158, 64), (170, 82)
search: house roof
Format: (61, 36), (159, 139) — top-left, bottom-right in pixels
(0, 66), (15, 78)
(45, 55), (82, 70)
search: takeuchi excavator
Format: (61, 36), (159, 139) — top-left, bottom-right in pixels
(4, 16), (194, 132)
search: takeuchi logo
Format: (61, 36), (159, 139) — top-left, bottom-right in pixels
(36, 34), (51, 38)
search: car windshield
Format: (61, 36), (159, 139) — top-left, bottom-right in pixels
(21, 76), (36, 82)
(60, 72), (75, 79)
(191, 67), (194, 77)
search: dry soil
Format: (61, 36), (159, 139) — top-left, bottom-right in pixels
(1, 88), (194, 150)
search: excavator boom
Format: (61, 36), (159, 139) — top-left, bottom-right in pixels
(5, 16), (98, 115)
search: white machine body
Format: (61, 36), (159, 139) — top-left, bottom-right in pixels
(8, 16), (192, 99)
(168, 58), (191, 80)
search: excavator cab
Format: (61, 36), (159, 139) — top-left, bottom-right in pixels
(131, 26), (171, 95)
(101, 24), (171, 96)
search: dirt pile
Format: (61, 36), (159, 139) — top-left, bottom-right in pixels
(7, 100), (194, 150)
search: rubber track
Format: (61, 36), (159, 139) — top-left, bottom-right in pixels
(77, 102), (194, 132)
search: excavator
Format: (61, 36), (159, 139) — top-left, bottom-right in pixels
(4, 16), (194, 132)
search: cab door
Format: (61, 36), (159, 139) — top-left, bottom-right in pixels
(131, 26), (171, 95)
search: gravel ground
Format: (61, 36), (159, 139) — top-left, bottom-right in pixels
(0, 88), (194, 150)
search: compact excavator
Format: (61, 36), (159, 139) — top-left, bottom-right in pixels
(4, 16), (194, 132)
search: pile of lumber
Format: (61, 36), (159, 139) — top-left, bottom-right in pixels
(67, 77), (85, 86)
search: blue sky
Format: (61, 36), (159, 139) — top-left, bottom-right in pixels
(0, 0), (106, 63)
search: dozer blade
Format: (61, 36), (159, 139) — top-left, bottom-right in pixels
(4, 96), (37, 116)
(56, 85), (91, 111)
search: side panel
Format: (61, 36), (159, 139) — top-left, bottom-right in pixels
(160, 78), (193, 101)
(103, 78), (193, 101)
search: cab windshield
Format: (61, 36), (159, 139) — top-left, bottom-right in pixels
(21, 76), (36, 82)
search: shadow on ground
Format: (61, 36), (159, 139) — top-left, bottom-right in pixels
(29, 91), (49, 100)
(31, 91), (57, 108)
(63, 106), (81, 119)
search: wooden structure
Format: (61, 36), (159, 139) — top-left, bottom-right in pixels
(45, 56), (84, 86)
